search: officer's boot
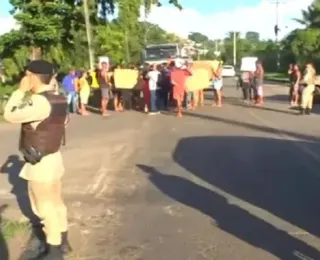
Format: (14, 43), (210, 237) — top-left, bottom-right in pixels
(61, 231), (72, 254)
(36, 244), (64, 260)
(306, 108), (311, 115)
(300, 107), (306, 115)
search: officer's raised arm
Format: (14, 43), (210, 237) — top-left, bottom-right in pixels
(4, 71), (51, 124)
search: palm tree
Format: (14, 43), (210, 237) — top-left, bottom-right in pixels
(294, 0), (320, 28)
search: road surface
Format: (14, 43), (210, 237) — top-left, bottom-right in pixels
(1, 78), (320, 260)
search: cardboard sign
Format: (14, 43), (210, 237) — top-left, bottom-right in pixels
(192, 60), (222, 80)
(186, 68), (210, 91)
(114, 69), (139, 89)
(240, 57), (257, 71)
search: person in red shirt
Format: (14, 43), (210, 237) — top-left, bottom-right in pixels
(170, 59), (191, 117)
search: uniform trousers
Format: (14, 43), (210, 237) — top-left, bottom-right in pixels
(28, 179), (68, 246)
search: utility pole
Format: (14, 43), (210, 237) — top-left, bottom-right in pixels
(271, 0), (285, 71)
(83, 0), (94, 69)
(233, 32), (236, 66)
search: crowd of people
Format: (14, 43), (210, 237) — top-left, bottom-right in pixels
(56, 58), (226, 118)
(55, 58), (318, 119)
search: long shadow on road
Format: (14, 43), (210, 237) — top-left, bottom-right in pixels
(183, 111), (320, 143)
(139, 164), (320, 260)
(0, 204), (9, 260)
(170, 136), (320, 241)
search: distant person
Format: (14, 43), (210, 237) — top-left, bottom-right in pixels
(290, 64), (302, 107)
(300, 62), (316, 115)
(254, 61), (264, 105)
(170, 59), (190, 117)
(212, 63), (223, 107)
(79, 70), (91, 116)
(111, 64), (123, 112)
(62, 69), (77, 113)
(97, 62), (111, 116)
(241, 71), (253, 103)
(146, 64), (161, 115)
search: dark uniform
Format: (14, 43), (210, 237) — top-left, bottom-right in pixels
(4, 60), (71, 260)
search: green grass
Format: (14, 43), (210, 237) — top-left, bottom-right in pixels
(1, 219), (30, 240)
(264, 72), (289, 82)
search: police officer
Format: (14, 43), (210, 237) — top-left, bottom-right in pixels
(301, 62), (316, 115)
(4, 60), (72, 260)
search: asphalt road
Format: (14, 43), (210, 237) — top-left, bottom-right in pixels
(2, 78), (320, 260)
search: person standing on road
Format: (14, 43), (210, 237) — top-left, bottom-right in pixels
(212, 63), (223, 107)
(300, 62), (316, 115)
(62, 69), (77, 113)
(98, 62), (111, 116)
(241, 71), (253, 103)
(146, 64), (161, 115)
(3, 60), (72, 260)
(170, 59), (189, 117)
(290, 64), (302, 107)
(254, 61), (264, 105)
(79, 70), (91, 116)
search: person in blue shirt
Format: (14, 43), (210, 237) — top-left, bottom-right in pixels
(62, 69), (77, 113)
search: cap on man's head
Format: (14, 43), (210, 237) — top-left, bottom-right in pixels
(26, 59), (55, 75)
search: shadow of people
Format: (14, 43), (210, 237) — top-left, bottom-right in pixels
(231, 102), (296, 115)
(0, 204), (9, 260)
(0, 155), (39, 225)
(172, 136), (320, 239)
(138, 164), (320, 260)
(182, 111), (320, 143)
(1, 155), (46, 259)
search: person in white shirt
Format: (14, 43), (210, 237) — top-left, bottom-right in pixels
(147, 64), (160, 114)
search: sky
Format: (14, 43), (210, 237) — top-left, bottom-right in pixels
(0, 0), (313, 39)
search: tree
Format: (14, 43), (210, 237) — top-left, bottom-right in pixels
(188, 32), (209, 43)
(245, 31), (260, 42)
(294, 0), (320, 28)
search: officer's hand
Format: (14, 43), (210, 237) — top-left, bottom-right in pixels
(19, 76), (32, 92)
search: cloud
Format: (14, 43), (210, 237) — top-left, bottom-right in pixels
(0, 16), (19, 35)
(0, 0), (313, 40)
(145, 0), (313, 40)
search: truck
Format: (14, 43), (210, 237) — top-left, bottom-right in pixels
(142, 43), (181, 65)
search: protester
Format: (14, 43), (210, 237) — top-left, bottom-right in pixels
(212, 63), (223, 107)
(241, 71), (253, 103)
(290, 64), (302, 106)
(158, 63), (171, 111)
(79, 70), (91, 116)
(97, 62), (111, 116)
(254, 61), (264, 105)
(181, 61), (193, 110)
(111, 64), (123, 112)
(62, 69), (78, 113)
(142, 68), (150, 113)
(146, 63), (161, 115)
(300, 62), (316, 115)
(170, 59), (190, 117)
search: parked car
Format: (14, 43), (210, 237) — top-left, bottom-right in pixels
(222, 65), (236, 77)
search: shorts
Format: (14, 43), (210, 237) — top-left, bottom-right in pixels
(101, 88), (111, 99)
(80, 90), (90, 105)
(214, 79), (223, 90)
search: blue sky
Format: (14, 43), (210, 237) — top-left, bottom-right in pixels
(0, 0), (313, 39)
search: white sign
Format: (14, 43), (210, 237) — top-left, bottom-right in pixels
(98, 56), (109, 68)
(240, 57), (258, 71)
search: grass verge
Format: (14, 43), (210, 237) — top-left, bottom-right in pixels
(1, 219), (30, 240)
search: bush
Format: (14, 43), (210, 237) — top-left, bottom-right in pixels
(0, 84), (16, 96)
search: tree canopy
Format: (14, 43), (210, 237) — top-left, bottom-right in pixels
(0, 0), (319, 81)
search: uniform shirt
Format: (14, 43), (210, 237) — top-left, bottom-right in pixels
(4, 86), (65, 183)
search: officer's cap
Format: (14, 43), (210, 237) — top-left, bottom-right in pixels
(26, 59), (55, 75)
